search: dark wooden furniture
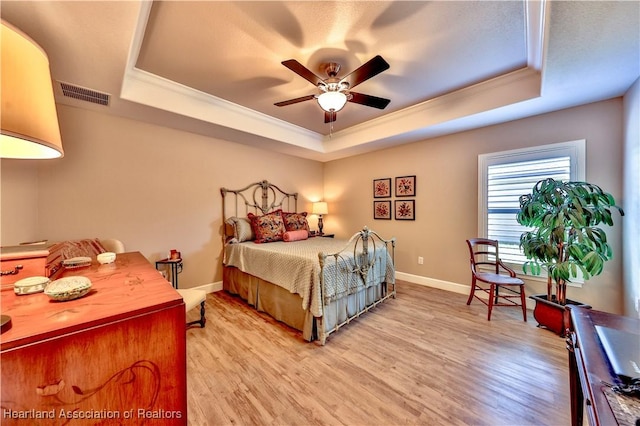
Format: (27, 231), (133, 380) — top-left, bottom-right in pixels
(465, 238), (527, 321)
(567, 306), (640, 426)
(1, 252), (187, 425)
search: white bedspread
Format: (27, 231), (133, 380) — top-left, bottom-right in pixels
(224, 237), (394, 317)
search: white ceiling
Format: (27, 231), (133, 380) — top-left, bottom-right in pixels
(1, 1), (638, 162)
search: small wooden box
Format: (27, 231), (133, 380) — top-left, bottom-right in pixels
(0, 245), (50, 285)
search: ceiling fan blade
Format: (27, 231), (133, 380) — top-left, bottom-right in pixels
(349, 92), (391, 109)
(324, 111), (337, 123)
(282, 59), (324, 86)
(274, 94), (315, 107)
(342, 55), (390, 89)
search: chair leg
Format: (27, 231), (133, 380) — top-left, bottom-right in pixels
(186, 301), (206, 328)
(487, 284), (495, 321)
(466, 277), (476, 305)
(199, 300), (206, 327)
(520, 287), (527, 322)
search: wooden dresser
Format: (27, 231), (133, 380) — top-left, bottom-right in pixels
(1, 252), (187, 425)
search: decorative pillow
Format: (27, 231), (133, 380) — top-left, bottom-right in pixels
(224, 217), (255, 242)
(282, 211), (310, 232)
(247, 210), (286, 243)
(283, 229), (309, 242)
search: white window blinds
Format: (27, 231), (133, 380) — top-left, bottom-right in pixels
(478, 140), (585, 267)
(487, 157), (570, 263)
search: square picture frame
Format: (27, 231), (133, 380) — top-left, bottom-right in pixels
(373, 178), (392, 198)
(395, 200), (415, 220)
(373, 201), (392, 220)
(395, 175), (416, 197)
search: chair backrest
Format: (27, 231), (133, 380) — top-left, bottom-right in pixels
(100, 238), (125, 254)
(466, 238), (500, 274)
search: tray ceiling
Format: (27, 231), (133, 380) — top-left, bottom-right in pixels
(1, 1), (638, 161)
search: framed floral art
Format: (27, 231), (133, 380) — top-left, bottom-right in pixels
(373, 201), (392, 220)
(373, 178), (392, 198)
(395, 200), (415, 220)
(395, 175), (416, 197)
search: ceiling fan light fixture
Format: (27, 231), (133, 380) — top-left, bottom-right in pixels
(317, 91), (347, 112)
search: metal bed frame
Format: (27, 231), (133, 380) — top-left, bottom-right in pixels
(220, 180), (396, 344)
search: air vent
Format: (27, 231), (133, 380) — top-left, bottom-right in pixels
(59, 82), (110, 106)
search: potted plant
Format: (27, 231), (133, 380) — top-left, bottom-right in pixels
(517, 178), (624, 335)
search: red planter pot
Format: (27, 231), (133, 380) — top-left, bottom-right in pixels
(530, 294), (591, 336)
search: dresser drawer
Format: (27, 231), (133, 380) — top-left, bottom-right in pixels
(1, 247), (49, 286)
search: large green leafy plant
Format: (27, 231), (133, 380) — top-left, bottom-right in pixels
(517, 178), (624, 305)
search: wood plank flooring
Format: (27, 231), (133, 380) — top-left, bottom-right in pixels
(185, 281), (571, 425)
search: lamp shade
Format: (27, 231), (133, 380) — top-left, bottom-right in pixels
(317, 91), (347, 112)
(1, 21), (63, 159)
(312, 202), (328, 215)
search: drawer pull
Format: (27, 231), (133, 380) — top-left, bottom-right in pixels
(1, 265), (23, 276)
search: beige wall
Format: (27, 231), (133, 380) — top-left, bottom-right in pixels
(0, 160), (39, 244)
(0, 99), (631, 314)
(324, 99), (625, 313)
(1, 105), (324, 288)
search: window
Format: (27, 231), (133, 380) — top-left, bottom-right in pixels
(478, 140), (586, 267)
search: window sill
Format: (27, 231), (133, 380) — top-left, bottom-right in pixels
(477, 265), (584, 287)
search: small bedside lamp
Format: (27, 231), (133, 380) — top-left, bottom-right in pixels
(312, 202), (328, 236)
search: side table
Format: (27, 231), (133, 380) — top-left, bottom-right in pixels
(156, 258), (183, 289)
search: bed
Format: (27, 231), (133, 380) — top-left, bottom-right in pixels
(220, 180), (396, 344)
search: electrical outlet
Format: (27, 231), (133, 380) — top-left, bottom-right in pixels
(418, 256), (424, 265)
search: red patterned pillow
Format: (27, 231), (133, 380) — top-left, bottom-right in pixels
(282, 212), (310, 232)
(247, 210), (286, 243)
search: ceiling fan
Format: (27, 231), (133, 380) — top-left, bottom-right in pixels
(274, 55), (391, 123)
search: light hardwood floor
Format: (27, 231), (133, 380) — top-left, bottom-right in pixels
(185, 281), (571, 425)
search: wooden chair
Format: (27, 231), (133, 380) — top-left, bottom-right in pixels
(99, 238), (126, 254)
(177, 289), (206, 328)
(466, 238), (527, 321)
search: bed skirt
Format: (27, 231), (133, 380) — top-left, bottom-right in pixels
(223, 266), (391, 343)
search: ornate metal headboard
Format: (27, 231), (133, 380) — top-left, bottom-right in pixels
(220, 180), (298, 222)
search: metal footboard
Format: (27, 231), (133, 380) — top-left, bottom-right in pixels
(317, 226), (396, 345)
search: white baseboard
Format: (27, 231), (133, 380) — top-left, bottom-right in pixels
(184, 281), (222, 294)
(395, 271), (535, 310)
(395, 271), (470, 295)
